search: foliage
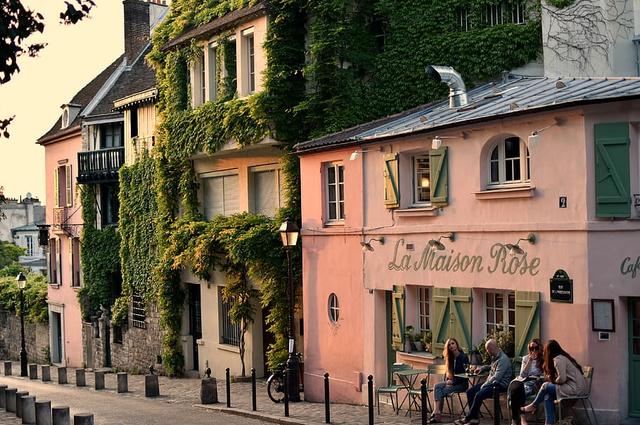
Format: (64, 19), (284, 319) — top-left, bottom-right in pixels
(111, 296), (129, 326)
(0, 263), (27, 278)
(544, 0), (574, 8)
(78, 185), (121, 322)
(476, 327), (515, 362)
(0, 242), (25, 269)
(0, 272), (48, 323)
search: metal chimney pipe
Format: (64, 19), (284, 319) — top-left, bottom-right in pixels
(425, 65), (468, 108)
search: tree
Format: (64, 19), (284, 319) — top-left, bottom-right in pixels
(0, 0), (96, 138)
(0, 241), (25, 269)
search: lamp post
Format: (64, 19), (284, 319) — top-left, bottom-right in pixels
(16, 272), (28, 377)
(279, 218), (300, 402)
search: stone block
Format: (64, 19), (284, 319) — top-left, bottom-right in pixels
(4, 361), (12, 376)
(22, 395), (35, 424)
(75, 369), (86, 387)
(35, 400), (52, 425)
(116, 372), (128, 393)
(94, 371), (104, 390)
(200, 377), (218, 404)
(41, 365), (50, 382)
(145, 375), (159, 397)
(0, 384), (7, 409)
(73, 413), (93, 425)
(16, 391), (29, 418)
(29, 364), (38, 380)
(57, 367), (67, 385)
(51, 406), (69, 425)
(5, 388), (17, 412)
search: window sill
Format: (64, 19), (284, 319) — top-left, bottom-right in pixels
(49, 284), (60, 289)
(395, 206), (439, 217)
(474, 186), (535, 200)
(217, 343), (241, 354)
(323, 220), (345, 227)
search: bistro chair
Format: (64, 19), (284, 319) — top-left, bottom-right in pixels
(555, 365), (598, 425)
(407, 366), (434, 418)
(376, 363), (412, 414)
(429, 363), (467, 417)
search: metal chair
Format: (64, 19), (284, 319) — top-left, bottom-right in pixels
(429, 363), (467, 417)
(407, 366), (434, 418)
(555, 365), (598, 425)
(376, 363), (412, 414)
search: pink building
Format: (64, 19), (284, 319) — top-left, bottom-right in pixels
(296, 73), (640, 423)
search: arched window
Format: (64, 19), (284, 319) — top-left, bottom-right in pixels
(488, 136), (530, 187)
(61, 109), (69, 129)
(328, 293), (339, 323)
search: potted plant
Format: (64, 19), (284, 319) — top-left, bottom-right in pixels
(404, 325), (415, 352)
(421, 330), (432, 353)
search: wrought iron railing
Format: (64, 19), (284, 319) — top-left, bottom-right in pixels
(77, 147), (125, 183)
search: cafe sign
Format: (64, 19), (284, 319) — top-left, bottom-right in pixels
(387, 239), (541, 276)
(621, 256), (640, 278)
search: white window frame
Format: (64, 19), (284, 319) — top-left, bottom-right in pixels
(191, 49), (207, 107)
(65, 164), (72, 207)
(328, 293), (339, 323)
(485, 290), (515, 335)
(25, 235), (33, 256)
(207, 42), (218, 102)
(218, 286), (241, 346)
(417, 286), (431, 332)
(201, 169), (240, 218)
(487, 136), (530, 189)
(249, 164), (283, 217)
(412, 154), (431, 205)
(324, 162), (345, 223)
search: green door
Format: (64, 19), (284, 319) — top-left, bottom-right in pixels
(629, 299), (640, 416)
(385, 291), (396, 385)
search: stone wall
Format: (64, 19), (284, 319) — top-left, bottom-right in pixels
(0, 309), (49, 363)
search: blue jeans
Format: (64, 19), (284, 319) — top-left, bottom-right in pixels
(530, 382), (557, 423)
(465, 383), (506, 420)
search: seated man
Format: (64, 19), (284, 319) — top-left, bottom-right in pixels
(454, 338), (513, 425)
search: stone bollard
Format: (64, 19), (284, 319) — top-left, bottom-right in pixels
(94, 371), (105, 390)
(57, 367), (67, 385)
(16, 391), (29, 418)
(29, 364), (38, 380)
(200, 372), (218, 404)
(22, 395), (36, 424)
(0, 384), (7, 409)
(145, 375), (159, 397)
(116, 372), (128, 393)
(42, 365), (51, 382)
(6, 388), (17, 412)
(52, 406), (70, 425)
(73, 413), (93, 425)
(35, 400), (52, 425)
(75, 369), (86, 387)
(4, 361), (12, 376)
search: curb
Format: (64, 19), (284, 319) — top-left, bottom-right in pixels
(195, 404), (310, 424)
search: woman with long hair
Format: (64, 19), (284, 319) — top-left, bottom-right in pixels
(521, 340), (588, 424)
(508, 339), (544, 425)
(428, 338), (469, 423)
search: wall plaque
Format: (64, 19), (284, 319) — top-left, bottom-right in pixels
(550, 269), (573, 303)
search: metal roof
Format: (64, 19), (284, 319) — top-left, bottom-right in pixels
(295, 75), (640, 153)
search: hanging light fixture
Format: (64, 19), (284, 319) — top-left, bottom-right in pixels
(504, 233), (536, 256)
(427, 233), (456, 251)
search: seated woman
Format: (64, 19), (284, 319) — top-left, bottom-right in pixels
(508, 338), (544, 425)
(522, 339), (589, 425)
(428, 338), (469, 423)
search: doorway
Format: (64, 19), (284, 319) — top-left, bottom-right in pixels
(629, 298), (640, 417)
(51, 312), (63, 364)
(188, 284), (202, 371)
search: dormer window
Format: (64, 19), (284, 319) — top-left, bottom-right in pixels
(62, 110), (69, 128)
(60, 104), (81, 129)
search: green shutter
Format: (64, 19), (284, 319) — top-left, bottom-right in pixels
(514, 291), (540, 358)
(384, 153), (400, 208)
(391, 285), (405, 350)
(595, 122), (630, 218)
(432, 287), (451, 354)
(450, 287), (473, 354)
(430, 147), (448, 206)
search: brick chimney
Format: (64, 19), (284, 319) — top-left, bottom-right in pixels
(123, 0), (151, 65)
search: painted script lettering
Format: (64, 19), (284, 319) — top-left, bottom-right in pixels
(621, 256), (640, 278)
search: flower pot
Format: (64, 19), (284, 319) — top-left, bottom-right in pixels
(414, 341), (424, 351)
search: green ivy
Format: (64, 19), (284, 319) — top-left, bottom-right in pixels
(0, 273), (49, 324)
(544, 0), (574, 8)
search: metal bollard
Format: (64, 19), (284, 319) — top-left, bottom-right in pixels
(6, 388), (17, 412)
(251, 368), (256, 411)
(73, 413), (93, 425)
(4, 361), (12, 376)
(57, 367), (67, 385)
(493, 384), (500, 425)
(75, 369), (86, 387)
(421, 378), (428, 425)
(324, 373), (330, 424)
(94, 371), (105, 390)
(16, 391), (29, 418)
(42, 365), (51, 382)
(29, 364), (38, 380)
(283, 369), (289, 418)
(22, 395), (36, 424)
(367, 375), (374, 425)
(52, 406), (70, 425)
(117, 372), (128, 393)
(35, 400), (52, 425)
(225, 368), (231, 408)
(0, 384), (6, 409)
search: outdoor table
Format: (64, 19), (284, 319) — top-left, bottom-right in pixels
(454, 370), (489, 416)
(394, 368), (431, 415)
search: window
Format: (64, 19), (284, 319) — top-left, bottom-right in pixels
(207, 43), (217, 102)
(61, 109), (69, 128)
(458, 0), (527, 31)
(250, 166), (283, 217)
(413, 155), (430, 204)
(71, 237), (80, 287)
(113, 325), (123, 344)
(202, 172), (240, 218)
(488, 136), (530, 187)
(25, 236), (33, 256)
(132, 293), (146, 329)
(325, 163), (345, 222)
(219, 287), (240, 346)
(243, 32), (255, 94)
(130, 107), (138, 138)
(100, 123), (123, 149)
(417, 287), (431, 332)
(328, 293), (339, 323)
(54, 165), (72, 208)
(200, 50), (206, 103)
(100, 183), (119, 226)
(49, 238), (61, 284)
(485, 291), (515, 335)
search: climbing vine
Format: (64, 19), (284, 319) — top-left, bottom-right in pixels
(544, 0), (574, 8)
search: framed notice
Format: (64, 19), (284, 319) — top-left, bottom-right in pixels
(591, 299), (615, 332)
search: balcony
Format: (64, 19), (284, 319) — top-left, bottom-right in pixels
(52, 207), (68, 235)
(77, 147), (124, 184)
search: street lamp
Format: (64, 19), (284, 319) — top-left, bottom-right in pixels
(16, 272), (28, 377)
(279, 218), (300, 402)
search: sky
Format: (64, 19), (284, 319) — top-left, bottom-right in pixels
(0, 0), (124, 201)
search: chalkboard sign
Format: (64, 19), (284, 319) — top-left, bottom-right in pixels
(550, 270), (573, 303)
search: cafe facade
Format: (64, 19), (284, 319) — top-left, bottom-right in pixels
(296, 74), (640, 424)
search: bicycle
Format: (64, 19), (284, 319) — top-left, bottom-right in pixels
(267, 353), (303, 403)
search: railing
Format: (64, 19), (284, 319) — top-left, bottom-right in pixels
(77, 147), (125, 183)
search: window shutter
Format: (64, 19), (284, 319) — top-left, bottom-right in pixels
(56, 238), (62, 285)
(450, 287), (473, 354)
(65, 164), (73, 207)
(391, 285), (405, 351)
(203, 177), (223, 219)
(224, 174), (240, 215)
(383, 153), (400, 208)
(595, 122), (630, 217)
(430, 147), (449, 206)
(253, 170), (277, 216)
(49, 238), (57, 284)
(514, 291), (540, 357)
(54, 168), (59, 208)
(431, 287), (451, 354)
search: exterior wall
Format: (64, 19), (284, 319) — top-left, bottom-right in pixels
(44, 132), (84, 367)
(124, 103), (156, 165)
(0, 198), (44, 242)
(0, 309), (49, 364)
(235, 15), (268, 97)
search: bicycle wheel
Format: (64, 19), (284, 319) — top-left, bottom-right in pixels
(267, 373), (285, 403)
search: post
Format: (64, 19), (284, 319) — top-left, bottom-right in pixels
(493, 383), (500, 425)
(29, 364), (37, 380)
(251, 368), (256, 411)
(52, 406), (70, 425)
(75, 369), (86, 387)
(144, 374), (159, 397)
(57, 367), (67, 385)
(225, 368), (231, 408)
(367, 375), (374, 425)
(41, 365), (51, 382)
(200, 368), (218, 404)
(73, 413), (93, 425)
(5, 388), (17, 413)
(117, 372), (128, 393)
(4, 361), (11, 376)
(35, 400), (52, 425)
(283, 369), (289, 418)
(22, 395), (36, 424)
(421, 378), (428, 425)
(324, 373), (330, 424)
(16, 391), (29, 418)
(0, 384), (6, 409)
(94, 371), (105, 390)
(19, 286), (28, 377)
(285, 248), (301, 402)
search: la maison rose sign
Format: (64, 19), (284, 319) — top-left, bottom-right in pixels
(387, 239), (541, 276)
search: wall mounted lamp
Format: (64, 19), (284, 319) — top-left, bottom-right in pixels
(505, 233), (536, 256)
(528, 118), (564, 147)
(427, 232), (455, 250)
(349, 146), (383, 161)
(361, 237), (385, 252)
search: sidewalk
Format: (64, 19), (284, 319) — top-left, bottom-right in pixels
(2, 362), (507, 424)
